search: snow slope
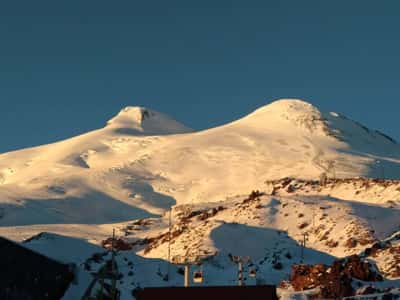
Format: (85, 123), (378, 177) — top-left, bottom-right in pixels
(21, 189), (400, 299)
(0, 99), (399, 298)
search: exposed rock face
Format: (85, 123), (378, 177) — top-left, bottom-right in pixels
(265, 177), (400, 206)
(289, 255), (382, 299)
(343, 255), (383, 282)
(101, 237), (132, 251)
(364, 239), (400, 279)
(290, 263), (354, 299)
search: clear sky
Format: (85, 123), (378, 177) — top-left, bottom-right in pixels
(1, 1), (400, 153)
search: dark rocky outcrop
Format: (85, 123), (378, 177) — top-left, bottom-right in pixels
(288, 255), (382, 299)
(102, 237), (133, 251)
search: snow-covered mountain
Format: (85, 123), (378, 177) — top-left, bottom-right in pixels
(0, 99), (399, 225)
(0, 99), (399, 299)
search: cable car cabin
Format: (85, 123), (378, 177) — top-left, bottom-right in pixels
(193, 271), (203, 283)
(249, 269), (257, 278)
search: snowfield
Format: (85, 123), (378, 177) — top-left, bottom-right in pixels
(0, 99), (399, 299)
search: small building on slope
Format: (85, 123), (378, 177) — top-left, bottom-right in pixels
(0, 236), (74, 300)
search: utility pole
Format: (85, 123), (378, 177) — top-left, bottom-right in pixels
(110, 228), (118, 300)
(300, 233), (308, 263)
(184, 264), (190, 287)
(232, 256), (250, 286)
(167, 208), (172, 281)
(112, 229), (115, 273)
(328, 160), (336, 180)
(311, 199), (315, 230)
(238, 260), (243, 286)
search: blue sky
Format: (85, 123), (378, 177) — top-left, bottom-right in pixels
(1, 1), (400, 153)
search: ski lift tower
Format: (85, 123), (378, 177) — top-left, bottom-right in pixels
(231, 256), (250, 286)
(299, 233), (309, 263)
(172, 254), (207, 287)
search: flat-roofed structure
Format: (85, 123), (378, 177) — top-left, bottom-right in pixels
(135, 285), (278, 300)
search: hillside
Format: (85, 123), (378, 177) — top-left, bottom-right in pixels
(0, 99), (399, 299)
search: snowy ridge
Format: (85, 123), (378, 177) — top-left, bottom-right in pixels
(106, 106), (192, 135)
(244, 99), (329, 134)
